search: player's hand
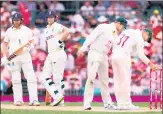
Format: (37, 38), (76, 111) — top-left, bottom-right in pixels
(149, 62), (162, 71)
(23, 47), (30, 52)
(77, 50), (85, 57)
(1, 56), (9, 65)
(58, 40), (64, 49)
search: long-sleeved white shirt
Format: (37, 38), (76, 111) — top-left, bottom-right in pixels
(115, 29), (150, 64)
(4, 25), (34, 55)
(44, 22), (64, 53)
(80, 23), (119, 54)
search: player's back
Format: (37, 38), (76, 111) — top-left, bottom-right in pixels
(115, 29), (143, 56)
(89, 23), (117, 54)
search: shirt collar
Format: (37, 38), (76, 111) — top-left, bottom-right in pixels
(47, 22), (56, 28)
(12, 25), (23, 30)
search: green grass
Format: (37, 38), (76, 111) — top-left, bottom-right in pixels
(1, 109), (162, 114)
(2, 102), (149, 107)
(1, 102), (162, 114)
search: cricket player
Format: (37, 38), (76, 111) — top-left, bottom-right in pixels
(1, 12), (40, 106)
(40, 11), (70, 106)
(77, 17), (127, 110)
(111, 28), (161, 110)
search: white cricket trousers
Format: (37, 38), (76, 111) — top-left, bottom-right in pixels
(111, 48), (132, 106)
(84, 50), (113, 107)
(9, 52), (38, 104)
(40, 50), (67, 99)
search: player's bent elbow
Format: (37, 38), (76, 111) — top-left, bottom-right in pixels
(65, 28), (70, 36)
(63, 29), (70, 40)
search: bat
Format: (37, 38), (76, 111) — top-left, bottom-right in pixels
(1, 42), (31, 66)
(7, 42), (31, 61)
(45, 90), (51, 105)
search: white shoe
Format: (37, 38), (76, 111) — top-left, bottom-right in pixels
(50, 96), (64, 106)
(116, 104), (139, 110)
(83, 104), (92, 110)
(58, 100), (64, 106)
(14, 101), (24, 106)
(105, 104), (117, 110)
(116, 105), (128, 110)
(29, 100), (40, 106)
(126, 104), (139, 110)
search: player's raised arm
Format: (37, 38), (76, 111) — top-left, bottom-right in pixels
(78, 24), (103, 54)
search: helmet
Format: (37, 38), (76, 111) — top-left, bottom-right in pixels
(46, 10), (56, 18)
(12, 12), (23, 24)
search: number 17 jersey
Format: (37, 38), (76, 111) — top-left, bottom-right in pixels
(115, 29), (145, 56)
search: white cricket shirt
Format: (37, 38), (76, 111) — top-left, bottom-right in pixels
(44, 22), (64, 53)
(80, 23), (119, 54)
(115, 29), (150, 64)
(4, 25), (34, 55)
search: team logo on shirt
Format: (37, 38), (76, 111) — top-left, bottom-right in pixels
(112, 30), (115, 35)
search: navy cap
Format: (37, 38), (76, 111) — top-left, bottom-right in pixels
(46, 11), (56, 18)
(116, 17), (127, 29)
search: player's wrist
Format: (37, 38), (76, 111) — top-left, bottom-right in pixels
(58, 40), (63, 44)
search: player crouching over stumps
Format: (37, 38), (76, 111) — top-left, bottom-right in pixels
(1, 12), (40, 106)
(111, 28), (161, 110)
(40, 11), (70, 106)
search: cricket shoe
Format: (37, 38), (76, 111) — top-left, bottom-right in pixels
(29, 100), (40, 106)
(46, 100), (64, 106)
(58, 100), (64, 106)
(50, 96), (64, 106)
(116, 105), (128, 110)
(125, 104), (139, 110)
(116, 104), (139, 110)
(14, 101), (24, 106)
(83, 104), (92, 110)
(104, 104), (117, 110)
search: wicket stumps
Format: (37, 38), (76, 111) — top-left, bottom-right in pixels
(149, 69), (162, 109)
